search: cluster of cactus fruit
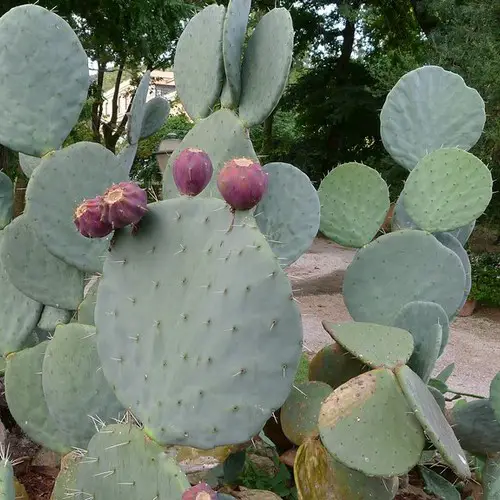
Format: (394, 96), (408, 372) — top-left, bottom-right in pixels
(0, 0), (497, 499)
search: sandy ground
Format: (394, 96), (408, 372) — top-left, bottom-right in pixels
(286, 237), (500, 397)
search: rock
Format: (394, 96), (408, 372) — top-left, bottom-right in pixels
(246, 453), (277, 477)
(232, 487), (281, 499)
(279, 449), (296, 468)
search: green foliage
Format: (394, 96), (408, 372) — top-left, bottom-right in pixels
(293, 353), (309, 385)
(469, 252), (500, 306)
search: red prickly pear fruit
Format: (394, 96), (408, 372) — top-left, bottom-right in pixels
(73, 197), (113, 238)
(217, 158), (268, 211)
(102, 181), (148, 229)
(181, 482), (217, 500)
(173, 147), (213, 196)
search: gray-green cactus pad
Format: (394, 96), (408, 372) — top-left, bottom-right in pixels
(127, 71), (151, 145)
(343, 230), (466, 325)
(5, 342), (71, 453)
(37, 306), (71, 333)
(380, 65), (485, 172)
(77, 278), (99, 326)
(395, 365), (470, 479)
(318, 162), (390, 248)
(402, 148), (492, 233)
(419, 466), (460, 500)
(451, 400), (500, 454)
(491, 373), (500, 423)
(221, 0), (251, 108)
(0, 5), (89, 157)
(393, 301), (448, 380)
(308, 343), (368, 390)
(18, 153), (41, 178)
(280, 381), (332, 446)
(163, 109), (257, 199)
(0, 459), (14, 500)
(25, 142), (128, 273)
(484, 455), (500, 500)
(239, 8), (293, 127)
(42, 323), (124, 449)
(96, 198), (302, 449)
(255, 162), (320, 267)
(428, 386), (446, 413)
(52, 452), (80, 500)
(1, 215), (84, 310)
(174, 4), (226, 120)
(0, 173), (12, 231)
(117, 143), (138, 175)
(322, 321), (413, 369)
(0, 232), (43, 355)
(140, 96), (171, 139)
(74, 423), (190, 499)
(318, 368), (425, 476)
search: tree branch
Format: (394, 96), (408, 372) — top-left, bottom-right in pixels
(337, 1), (361, 73)
(109, 59), (126, 127)
(91, 60), (105, 144)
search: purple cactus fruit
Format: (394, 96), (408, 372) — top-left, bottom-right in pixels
(101, 181), (148, 229)
(181, 482), (217, 500)
(173, 147), (213, 196)
(73, 197), (113, 238)
(217, 158), (268, 211)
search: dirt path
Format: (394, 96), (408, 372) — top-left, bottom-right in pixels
(287, 237), (500, 397)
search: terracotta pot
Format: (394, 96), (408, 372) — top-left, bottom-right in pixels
(459, 298), (477, 317)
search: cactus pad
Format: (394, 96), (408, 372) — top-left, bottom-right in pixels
(0, 232), (43, 355)
(308, 343), (367, 389)
(395, 365), (470, 479)
(343, 230), (466, 325)
(490, 373), (500, 423)
(280, 382), (332, 446)
(380, 65), (485, 171)
(163, 109), (257, 199)
(239, 8), (293, 127)
(294, 438), (398, 500)
(42, 323), (124, 449)
(140, 96), (171, 139)
(1, 215), (84, 310)
(0, 173), (12, 230)
(419, 466), (460, 500)
(37, 306), (71, 333)
(95, 197), (302, 448)
(25, 142), (128, 273)
(52, 452), (80, 500)
(318, 162), (390, 248)
(5, 342), (71, 453)
(255, 162), (320, 267)
(483, 455), (500, 499)
(428, 386), (446, 413)
(74, 423), (190, 499)
(127, 71), (151, 145)
(393, 301), (446, 381)
(18, 153), (41, 178)
(322, 321), (413, 369)
(0, 458), (14, 500)
(174, 4), (226, 120)
(0, 5), (89, 157)
(77, 279), (99, 326)
(318, 368), (425, 476)
(402, 148), (492, 233)
(221, 0), (251, 108)
(450, 400), (500, 454)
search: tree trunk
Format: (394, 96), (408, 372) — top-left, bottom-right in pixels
(91, 60), (106, 144)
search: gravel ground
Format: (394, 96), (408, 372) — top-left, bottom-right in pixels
(286, 237), (500, 397)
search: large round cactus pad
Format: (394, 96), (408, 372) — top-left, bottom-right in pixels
(322, 321), (413, 369)
(42, 323), (124, 449)
(1, 215), (84, 310)
(483, 455), (500, 499)
(0, 233), (42, 355)
(318, 162), (390, 248)
(256, 162), (320, 267)
(294, 438), (398, 500)
(0, 5), (89, 157)
(450, 400), (500, 454)
(343, 230), (466, 325)
(318, 368), (425, 476)
(18, 153), (41, 179)
(25, 142), (128, 273)
(74, 423), (190, 499)
(393, 301), (446, 381)
(174, 4), (226, 120)
(402, 148), (492, 233)
(0, 172), (12, 230)
(140, 96), (171, 140)
(5, 342), (71, 453)
(127, 71), (151, 145)
(239, 8), (294, 127)
(395, 365), (470, 479)
(163, 109), (257, 199)
(95, 197), (303, 448)
(221, 0), (251, 108)
(380, 65), (485, 172)
(280, 381), (332, 446)
(308, 343), (368, 390)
